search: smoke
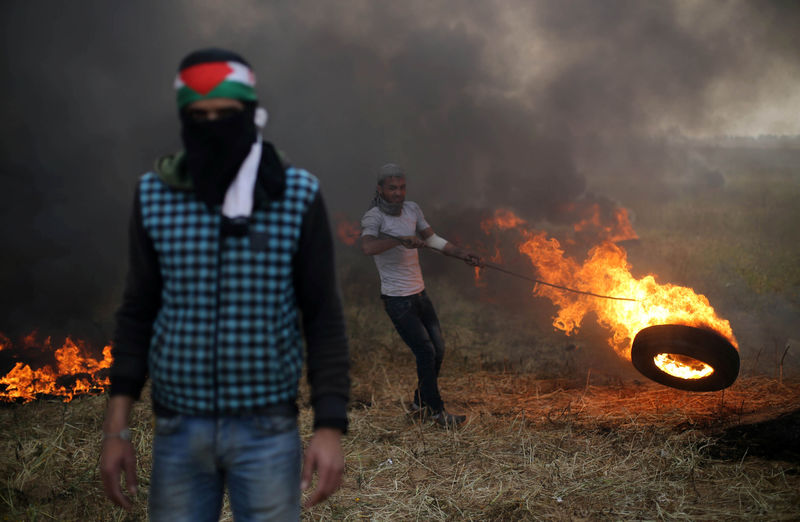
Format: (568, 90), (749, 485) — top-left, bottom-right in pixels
(1, 0), (799, 339)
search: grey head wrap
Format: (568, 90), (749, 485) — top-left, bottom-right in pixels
(370, 163), (405, 216)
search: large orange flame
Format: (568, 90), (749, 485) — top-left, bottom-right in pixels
(0, 333), (112, 403)
(481, 209), (737, 364)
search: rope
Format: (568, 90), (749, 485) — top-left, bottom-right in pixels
(377, 232), (639, 303)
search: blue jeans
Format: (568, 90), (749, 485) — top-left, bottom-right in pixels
(382, 290), (446, 412)
(148, 414), (301, 522)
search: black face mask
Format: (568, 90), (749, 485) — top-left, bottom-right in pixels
(180, 105), (257, 210)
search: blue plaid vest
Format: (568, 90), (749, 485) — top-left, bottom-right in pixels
(139, 167), (319, 414)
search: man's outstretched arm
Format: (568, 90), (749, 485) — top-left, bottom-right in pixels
(361, 233), (425, 255)
(419, 226), (482, 266)
(360, 209), (425, 254)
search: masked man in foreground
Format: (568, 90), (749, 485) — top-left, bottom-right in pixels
(100, 48), (350, 521)
(361, 163), (479, 427)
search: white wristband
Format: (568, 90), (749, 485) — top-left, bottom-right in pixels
(424, 234), (448, 251)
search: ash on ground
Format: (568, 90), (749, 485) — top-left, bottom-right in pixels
(710, 409), (800, 466)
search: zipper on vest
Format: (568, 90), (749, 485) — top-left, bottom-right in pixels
(212, 216), (223, 416)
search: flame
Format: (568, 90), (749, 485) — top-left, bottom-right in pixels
(482, 208), (737, 370)
(609, 207), (638, 243)
(481, 209), (527, 234)
(473, 265), (484, 285)
(0, 333), (112, 403)
(654, 353), (714, 379)
(334, 214), (361, 246)
(567, 203), (639, 243)
(474, 246), (504, 286)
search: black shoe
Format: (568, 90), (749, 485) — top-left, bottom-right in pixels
(431, 410), (466, 427)
(408, 401), (432, 419)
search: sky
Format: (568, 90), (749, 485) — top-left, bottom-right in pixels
(1, 0), (799, 341)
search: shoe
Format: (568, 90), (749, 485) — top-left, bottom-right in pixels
(431, 410), (466, 427)
(408, 401), (432, 419)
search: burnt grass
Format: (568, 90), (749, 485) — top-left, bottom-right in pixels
(710, 409), (800, 466)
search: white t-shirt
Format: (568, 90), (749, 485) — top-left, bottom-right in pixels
(361, 201), (431, 296)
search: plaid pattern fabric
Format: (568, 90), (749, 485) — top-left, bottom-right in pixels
(139, 167), (319, 414)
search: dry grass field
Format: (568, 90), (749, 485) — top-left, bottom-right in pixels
(2, 165), (799, 520)
(1, 352), (798, 521)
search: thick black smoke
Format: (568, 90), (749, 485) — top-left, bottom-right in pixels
(0, 0), (798, 341)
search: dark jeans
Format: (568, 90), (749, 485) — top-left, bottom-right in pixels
(382, 290), (446, 412)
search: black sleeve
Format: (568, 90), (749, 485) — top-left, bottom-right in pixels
(109, 184), (162, 399)
(293, 190), (350, 433)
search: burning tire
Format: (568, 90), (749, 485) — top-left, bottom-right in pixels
(631, 324), (739, 392)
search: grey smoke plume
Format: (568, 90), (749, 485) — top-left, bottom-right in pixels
(0, 0), (798, 340)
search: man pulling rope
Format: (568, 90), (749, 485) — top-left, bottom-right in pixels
(361, 163), (481, 427)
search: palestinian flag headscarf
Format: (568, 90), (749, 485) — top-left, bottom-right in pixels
(176, 48), (259, 210)
(175, 48), (258, 108)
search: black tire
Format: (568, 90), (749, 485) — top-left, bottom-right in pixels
(631, 324), (739, 392)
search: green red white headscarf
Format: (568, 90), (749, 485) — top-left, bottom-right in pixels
(174, 49), (258, 109)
